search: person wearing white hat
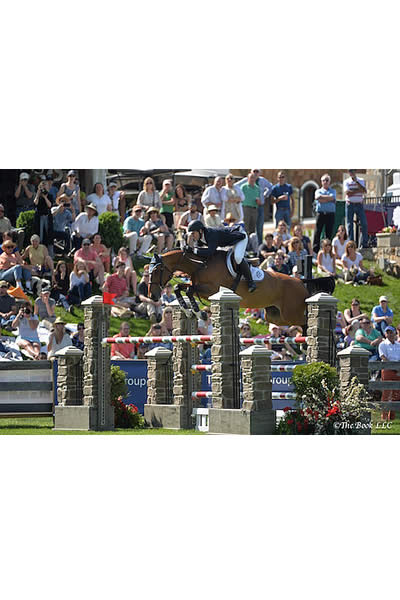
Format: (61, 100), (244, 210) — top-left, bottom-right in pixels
(14, 172), (35, 218)
(204, 204), (222, 228)
(371, 296), (393, 336)
(71, 203), (99, 250)
(107, 181), (126, 224)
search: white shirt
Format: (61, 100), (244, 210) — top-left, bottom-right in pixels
(72, 212), (99, 237)
(201, 186), (227, 218)
(332, 236), (347, 259)
(109, 191), (121, 212)
(86, 193), (111, 215)
(342, 251), (363, 270)
(344, 176), (366, 204)
(379, 339), (400, 361)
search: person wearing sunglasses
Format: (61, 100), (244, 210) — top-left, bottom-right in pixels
(313, 174), (336, 254)
(353, 318), (383, 361)
(270, 172), (294, 229)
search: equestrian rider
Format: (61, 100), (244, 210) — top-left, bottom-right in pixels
(186, 220), (257, 292)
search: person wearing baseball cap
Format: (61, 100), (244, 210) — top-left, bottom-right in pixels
(379, 325), (400, 421)
(15, 172), (35, 218)
(371, 296), (393, 336)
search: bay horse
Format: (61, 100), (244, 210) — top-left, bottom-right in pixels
(149, 249), (335, 326)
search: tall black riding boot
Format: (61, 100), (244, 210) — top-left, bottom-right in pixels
(239, 260), (257, 293)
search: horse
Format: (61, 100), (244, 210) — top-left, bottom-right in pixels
(149, 249), (335, 326)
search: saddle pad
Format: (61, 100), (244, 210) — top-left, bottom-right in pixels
(226, 249), (265, 282)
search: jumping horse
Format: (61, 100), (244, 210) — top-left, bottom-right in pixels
(149, 249), (335, 326)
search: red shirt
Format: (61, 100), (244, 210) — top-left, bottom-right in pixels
(111, 335), (135, 359)
(104, 273), (128, 297)
(74, 247), (99, 264)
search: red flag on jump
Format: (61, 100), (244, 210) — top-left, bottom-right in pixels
(103, 292), (117, 305)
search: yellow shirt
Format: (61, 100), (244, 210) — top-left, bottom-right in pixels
(28, 244), (46, 267)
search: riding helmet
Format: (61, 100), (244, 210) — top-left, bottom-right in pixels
(187, 220), (204, 233)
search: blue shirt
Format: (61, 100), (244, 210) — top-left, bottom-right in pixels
(315, 187), (336, 214)
(371, 304), (393, 326)
(52, 208), (72, 231)
(270, 184), (293, 210)
(123, 216), (145, 235)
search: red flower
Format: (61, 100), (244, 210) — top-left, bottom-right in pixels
(283, 406), (291, 413)
(327, 405), (340, 417)
(287, 419), (294, 426)
(296, 423), (302, 433)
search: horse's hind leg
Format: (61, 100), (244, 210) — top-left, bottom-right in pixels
(186, 286), (202, 318)
(265, 306), (284, 325)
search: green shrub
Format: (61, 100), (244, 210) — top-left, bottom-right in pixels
(291, 361), (339, 402)
(110, 365), (144, 429)
(16, 210), (35, 246)
(98, 212), (124, 254)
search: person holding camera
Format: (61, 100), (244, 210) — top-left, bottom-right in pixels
(33, 180), (54, 253)
(51, 194), (75, 253)
(56, 170), (81, 215)
(12, 301), (41, 360)
(14, 172), (35, 221)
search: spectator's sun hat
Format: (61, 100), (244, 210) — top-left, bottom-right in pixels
(0, 280), (8, 288)
(54, 317), (66, 325)
(146, 206), (160, 214)
(207, 205), (219, 212)
(109, 181), (118, 188)
(86, 203), (98, 215)
(19, 172), (29, 180)
(82, 238), (91, 245)
(379, 295), (388, 302)
(67, 170), (76, 177)
(162, 179), (172, 186)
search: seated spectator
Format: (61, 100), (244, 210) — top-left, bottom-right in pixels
(379, 326), (400, 421)
(86, 182), (112, 216)
(353, 317), (383, 360)
(111, 322), (136, 360)
(198, 307), (213, 336)
(177, 201), (204, 235)
(135, 265), (162, 323)
(293, 223), (312, 255)
(287, 236), (308, 273)
(332, 225), (348, 267)
(71, 203), (99, 250)
(0, 280), (17, 330)
(15, 172), (35, 220)
(159, 306), (173, 335)
(224, 212), (239, 226)
(173, 184), (190, 228)
(50, 261), (70, 310)
(141, 207), (174, 253)
(274, 220), (291, 248)
(33, 179), (54, 252)
(123, 205), (152, 256)
(204, 205), (223, 228)
(12, 302), (41, 360)
(343, 297), (369, 327)
(0, 239), (32, 291)
(74, 238), (104, 286)
(161, 283), (176, 306)
(344, 320), (360, 347)
(342, 241), (370, 284)
(137, 177), (161, 211)
(56, 170), (81, 214)
(72, 322), (85, 351)
(145, 323), (173, 351)
(51, 195), (75, 253)
(21, 234), (54, 281)
(317, 239), (336, 277)
(47, 318), (72, 359)
(112, 247), (137, 294)
(268, 252), (290, 275)
(103, 262), (137, 311)
(240, 322), (252, 339)
(258, 233), (277, 264)
(0, 204), (12, 235)
(273, 233), (287, 254)
(0, 230), (22, 254)
(69, 261), (92, 306)
(371, 296), (393, 336)
(34, 284), (56, 330)
(92, 233), (111, 273)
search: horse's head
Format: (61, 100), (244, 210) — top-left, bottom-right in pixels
(148, 253), (173, 301)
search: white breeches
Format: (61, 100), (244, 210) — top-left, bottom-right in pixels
(234, 233), (248, 264)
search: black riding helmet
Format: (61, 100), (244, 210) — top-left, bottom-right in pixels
(187, 220), (204, 233)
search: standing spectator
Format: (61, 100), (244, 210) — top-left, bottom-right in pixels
(293, 223), (312, 255)
(270, 171), (294, 228)
(332, 224), (348, 266)
(237, 169), (273, 243)
(0, 239), (32, 290)
(12, 302), (41, 360)
(45, 174), (58, 203)
(112, 247), (138, 293)
(313, 174), (336, 254)
(201, 176), (227, 218)
(317, 239), (336, 277)
(173, 184), (190, 229)
(0, 280), (17, 330)
(223, 174), (244, 224)
(287, 237), (308, 273)
(34, 284), (56, 330)
(92, 233), (111, 273)
(111, 322), (136, 360)
(141, 207), (174, 253)
(71, 203), (99, 250)
(22, 235), (54, 281)
(137, 177), (161, 210)
(51, 195), (74, 252)
(204, 205), (222, 228)
(241, 172), (260, 237)
(50, 261), (70, 310)
(371, 296), (393, 336)
(123, 205), (152, 257)
(161, 283), (176, 306)
(14, 172), (35, 220)
(159, 179), (175, 229)
(107, 181), (126, 223)
(74, 238), (104, 286)
(135, 266), (163, 323)
(68, 261), (92, 306)
(86, 182), (111, 216)
(0, 204), (12, 235)
(33, 179), (54, 253)
(72, 322), (85, 351)
(57, 170), (81, 214)
(47, 318), (72, 359)
(379, 326), (400, 421)
(353, 318), (383, 360)
(344, 169), (368, 248)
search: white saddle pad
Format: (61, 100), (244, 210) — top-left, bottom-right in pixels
(226, 249), (265, 282)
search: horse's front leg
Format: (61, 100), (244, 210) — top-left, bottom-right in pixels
(186, 286), (202, 319)
(174, 283), (192, 317)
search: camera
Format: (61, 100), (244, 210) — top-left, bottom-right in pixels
(24, 308), (31, 315)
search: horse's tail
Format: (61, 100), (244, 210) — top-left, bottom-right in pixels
(305, 276), (336, 297)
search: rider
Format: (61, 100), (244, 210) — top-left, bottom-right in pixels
(186, 220), (257, 292)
